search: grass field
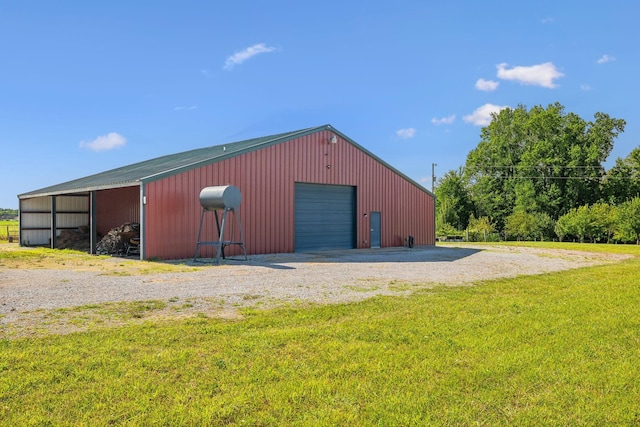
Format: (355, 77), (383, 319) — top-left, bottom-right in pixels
(1, 242), (639, 425)
(0, 244), (202, 274)
(0, 220), (18, 241)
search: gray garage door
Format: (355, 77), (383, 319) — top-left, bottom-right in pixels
(294, 183), (356, 252)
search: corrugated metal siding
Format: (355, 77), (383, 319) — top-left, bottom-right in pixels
(19, 195), (90, 245)
(20, 197), (49, 212)
(144, 130), (435, 259)
(19, 190), (140, 246)
(19, 195), (51, 244)
(95, 187), (140, 236)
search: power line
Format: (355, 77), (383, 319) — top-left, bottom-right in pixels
(479, 166), (605, 170)
(489, 176), (604, 180)
(473, 165), (609, 180)
(475, 175), (639, 180)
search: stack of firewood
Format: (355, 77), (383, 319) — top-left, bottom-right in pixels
(96, 222), (140, 255)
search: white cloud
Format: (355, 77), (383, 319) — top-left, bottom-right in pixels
(463, 103), (509, 126)
(396, 128), (416, 139)
(496, 62), (564, 88)
(597, 54), (615, 64)
(541, 17), (554, 24)
(224, 43), (277, 70)
(431, 115), (456, 125)
(580, 84), (592, 91)
(79, 132), (127, 152)
(174, 105), (197, 111)
(475, 78), (499, 92)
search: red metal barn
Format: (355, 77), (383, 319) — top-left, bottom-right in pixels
(18, 125), (435, 260)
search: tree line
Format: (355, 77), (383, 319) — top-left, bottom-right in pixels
(436, 102), (640, 244)
(0, 208), (18, 220)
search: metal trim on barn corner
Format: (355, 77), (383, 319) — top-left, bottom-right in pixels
(139, 183), (146, 260)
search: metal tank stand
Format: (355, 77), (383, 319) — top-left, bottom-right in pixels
(193, 207), (247, 264)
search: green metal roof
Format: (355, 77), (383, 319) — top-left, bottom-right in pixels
(19, 124), (434, 199)
(18, 126), (325, 198)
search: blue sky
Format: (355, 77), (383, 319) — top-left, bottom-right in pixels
(1, 1), (638, 209)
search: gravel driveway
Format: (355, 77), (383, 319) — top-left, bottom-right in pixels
(0, 244), (625, 332)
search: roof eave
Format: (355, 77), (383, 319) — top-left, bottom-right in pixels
(17, 181), (141, 200)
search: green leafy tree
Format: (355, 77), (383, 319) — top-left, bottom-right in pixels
(532, 211), (555, 241)
(557, 202), (618, 243)
(601, 147), (640, 204)
(504, 209), (536, 241)
(465, 106), (528, 230)
(590, 202), (617, 243)
(572, 205), (597, 243)
(466, 103), (625, 235)
(556, 205), (598, 243)
(435, 168), (474, 231)
(616, 197), (640, 244)
(0, 208), (18, 220)
(554, 214), (571, 242)
(436, 222), (460, 239)
(466, 214), (496, 242)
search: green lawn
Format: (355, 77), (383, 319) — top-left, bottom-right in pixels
(1, 244), (640, 425)
(0, 220), (18, 241)
(447, 239), (640, 256)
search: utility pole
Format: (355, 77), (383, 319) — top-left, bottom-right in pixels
(431, 163), (437, 193)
